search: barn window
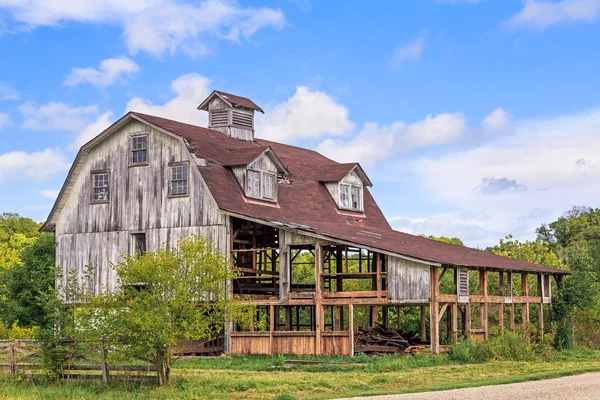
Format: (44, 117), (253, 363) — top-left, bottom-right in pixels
(351, 186), (361, 210)
(340, 185), (349, 208)
(247, 170), (261, 198)
(262, 172), (276, 199)
(170, 164), (189, 196)
(131, 135), (148, 165)
(91, 171), (109, 202)
(340, 184), (362, 211)
(131, 233), (146, 255)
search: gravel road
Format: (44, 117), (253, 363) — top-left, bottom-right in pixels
(338, 372), (600, 400)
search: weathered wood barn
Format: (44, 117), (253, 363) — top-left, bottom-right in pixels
(42, 90), (568, 356)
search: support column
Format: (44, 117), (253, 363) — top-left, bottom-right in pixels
(499, 272), (505, 335)
(420, 305), (427, 340)
(480, 270), (488, 340)
(430, 266), (440, 354)
(397, 306), (402, 331)
(348, 304), (354, 356)
(269, 304), (275, 355)
(522, 273), (530, 341)
(451, 302), (458, 343)
(315, 244), (323, 355)
(465, 304), (472, 340)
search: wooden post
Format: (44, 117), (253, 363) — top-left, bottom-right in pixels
(499, 272), (505, 335)
(452, 302), (458, 343)
(315, 244), (323, 355)
(510, 303), (515, 330)
(9, 342), (16, 376)
(269, 304), (275, 355)
(348, 304), (354, 356)
(430, 266), (440, 354)
(370, 306), (378, 327)
(480, 270), (488, 340)
(285, 307), (291, 331)
(420, 305), (427, 340)
(397, 306), (402, 331)
(382, 306), (389, 328)
(522, 273), (529, 339)
(465, 303), (472, 339)
(100, 341), (109, 383)
(538, 274), (544, 337)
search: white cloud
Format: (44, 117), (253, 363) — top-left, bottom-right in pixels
(19, 102), (99, 132)
(125, 73), (211, 126)
(0, 113), (9, 130)
(482, 107), (512, 136)
(65, 56), (139, 88)
(0, 82), (19, 100)
(0, 149), (69, 183)
(397, 107), (600, 246)
(256, 86), (354, 142)
(508, 0), (600, 29)
(0, 0), (286, 57)
(70, 111), (113, 151)
(316, 112), (466, 165)
(389, 36), (425, 68)
(40, 189), (60, 199)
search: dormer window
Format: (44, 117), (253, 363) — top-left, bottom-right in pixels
(246, 170), (276, 201)
(340, 184), (362, 211)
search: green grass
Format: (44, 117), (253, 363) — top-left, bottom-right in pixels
(1, 349), (600, 399)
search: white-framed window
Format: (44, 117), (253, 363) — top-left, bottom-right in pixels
(351, 186), (361, 210)
(247, 170), (261, 198)
(131, 135), (148, 165)
(340, 184), (362, 211)
(170, 164), (189, 196)
(92, 171), (109, 202)
(340, 184), (350, 208)
(262, 172), (275, 199)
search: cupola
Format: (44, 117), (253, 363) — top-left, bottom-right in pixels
(198, 90), (264, 141)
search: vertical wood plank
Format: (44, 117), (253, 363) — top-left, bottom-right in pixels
(397, 306), (402, 331)
(522, 273), (529, 340)
(499, 271), (504, 335)
(315, 244), (323, 355)
(480, 270), (488, 340)
(269, 304), (275, 355)
(452, 302), (458, 343)
(465, 304), (472, 340)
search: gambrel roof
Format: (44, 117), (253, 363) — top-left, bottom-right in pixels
(43, 111), (569, 276)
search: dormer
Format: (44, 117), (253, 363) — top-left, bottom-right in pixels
(224, 147), (287, 202)
(320, 163), (372, 212)
(198, 90), (264, 141)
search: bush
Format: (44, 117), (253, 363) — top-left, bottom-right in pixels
(449, 331), (549, 363)
(0, 321), (36, 339)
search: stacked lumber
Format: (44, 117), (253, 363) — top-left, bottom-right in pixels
(354, 325), (429, 355)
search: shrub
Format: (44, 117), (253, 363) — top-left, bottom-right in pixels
(449, 331), (550, 363)
(0, 321), (36, 339)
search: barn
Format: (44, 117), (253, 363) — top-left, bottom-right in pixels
(42, 90), (568, 356)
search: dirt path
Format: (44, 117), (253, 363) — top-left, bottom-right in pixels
(338, 372), (600, 400)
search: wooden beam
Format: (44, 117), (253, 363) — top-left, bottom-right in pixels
(499, 272), (504, 335)
(480, 270), (488, 340)
(522, 273), (530, 340)
(269, 304), (275, 355)
(315, 244), (323, 355)
(465, 303), (471, 340)
(438, 267), (448, 291)
(438, 303), (449, 324)
(510, 303), (515, 330)
(397, 306), (402, 331)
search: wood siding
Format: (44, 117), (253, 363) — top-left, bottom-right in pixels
(55, 120), (226, 294)
(388, 256), (431, 303)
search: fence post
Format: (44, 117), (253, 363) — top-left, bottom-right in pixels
(9, 341), (16, 376)
(100, 342), (109, 383)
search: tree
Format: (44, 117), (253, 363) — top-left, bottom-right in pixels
(420, 234), (465, 247)
(1, 233), (56, 327)
(70, 234), (252, 385)
(489, 235), (564, 270)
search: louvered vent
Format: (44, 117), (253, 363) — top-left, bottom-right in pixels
(232, 110), (253, 129)
(210, 109), (229, 126)
(457, 268), (469, 302)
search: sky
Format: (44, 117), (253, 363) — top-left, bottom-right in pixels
(0, 0), (599, 248)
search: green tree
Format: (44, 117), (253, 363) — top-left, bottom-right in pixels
(489, 234), (564, 270)
(420, 234), (465, 247)
(1, 233), (56, 327)
(70, 234), (252, 385)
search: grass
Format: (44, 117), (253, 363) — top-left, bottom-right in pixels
(1, 348), (599, 399)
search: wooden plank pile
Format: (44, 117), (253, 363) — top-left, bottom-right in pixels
(354, 325), (429, 355)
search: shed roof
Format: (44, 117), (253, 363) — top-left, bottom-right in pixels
(129, 112), (568, 276)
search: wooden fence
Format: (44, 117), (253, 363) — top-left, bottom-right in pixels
(0, 340), (156, 382)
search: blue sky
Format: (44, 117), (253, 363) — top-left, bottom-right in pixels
(0, 0), (599, 247)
